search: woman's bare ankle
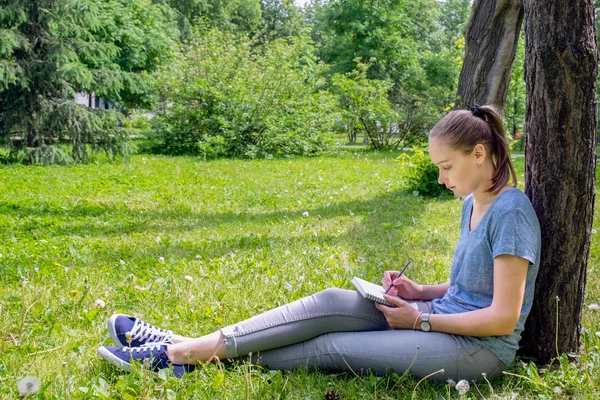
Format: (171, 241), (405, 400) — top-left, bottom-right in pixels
(171, 334), (191, 344)
(166, 332), (226, 364)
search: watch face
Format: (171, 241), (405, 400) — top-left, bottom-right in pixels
(421, 321), (431, 332)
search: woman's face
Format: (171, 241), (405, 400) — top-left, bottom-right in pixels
(428, 138), (484, 197)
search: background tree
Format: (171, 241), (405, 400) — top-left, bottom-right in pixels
(455, 0), (523, 110)
(0, 0), (178, 164)
(306, 0), (463, 147)
(520, 0), (597, 363)
(505, 30), (526, 143)
(159, 0), (262, 38)
(256, 0), (304, 43)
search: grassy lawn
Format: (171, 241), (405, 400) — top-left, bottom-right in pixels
(1, 149), (599, 399)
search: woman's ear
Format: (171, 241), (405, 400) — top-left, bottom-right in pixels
(473, 144), (486, 165)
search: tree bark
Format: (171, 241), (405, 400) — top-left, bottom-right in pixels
(520, 0), (597, 364)
(456, 0), (523, 110)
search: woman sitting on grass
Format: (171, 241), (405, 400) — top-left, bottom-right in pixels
(97, 105), (541, 382)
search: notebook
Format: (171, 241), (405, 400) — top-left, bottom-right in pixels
(351, 276), (395, 307)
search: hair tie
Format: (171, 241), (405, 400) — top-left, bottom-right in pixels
(470, 105), (486, 120)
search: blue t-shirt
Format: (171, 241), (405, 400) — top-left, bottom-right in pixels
(431, 188), (541, 365)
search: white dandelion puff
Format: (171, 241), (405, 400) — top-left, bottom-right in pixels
(588, 303), (599, 310)
(595, 332), (600, 338)
(455, 379), (470, 395)
(94, 299), (105, 308)
(302, 211), (309, 218)
(184, 275), (193, 282)
(158, 256), (165, 263)
(446, 378), (456, 388)
(592, 229), (597, 234)
(553, 386), (563, 394)
(297, 182), (303, 186)
(17, 376), (40, 396)
(412, 190), (419, 197)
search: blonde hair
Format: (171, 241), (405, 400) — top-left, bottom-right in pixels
(429, 105), (517, 194)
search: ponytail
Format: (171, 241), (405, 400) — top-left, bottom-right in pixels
(480, 105), (517, 194)
(429, 104), (518, 194)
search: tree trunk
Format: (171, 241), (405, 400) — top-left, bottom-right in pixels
(520, 0), (597, 364)
(456, 0), (523, 110)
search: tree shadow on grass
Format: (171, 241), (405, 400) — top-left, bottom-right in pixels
(1, 188), (457, 286)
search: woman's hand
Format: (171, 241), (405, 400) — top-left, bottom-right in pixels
(381, 271), (423, 300)
(375, 296), (421, 330)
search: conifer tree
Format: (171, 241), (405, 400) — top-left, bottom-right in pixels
(0, 0), (178, 164)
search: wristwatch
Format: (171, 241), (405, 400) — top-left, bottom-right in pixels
(420, 313), (431, 332)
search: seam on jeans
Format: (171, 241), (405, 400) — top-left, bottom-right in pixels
(225, 312), (389, 338)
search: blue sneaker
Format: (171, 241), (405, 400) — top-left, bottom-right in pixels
(108, 314), (173, 347)
(97, 343), (194, 378)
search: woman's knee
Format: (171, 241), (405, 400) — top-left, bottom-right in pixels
(313, 288), (356, 306)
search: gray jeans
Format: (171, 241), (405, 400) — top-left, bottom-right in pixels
(221, 288), (506, 382)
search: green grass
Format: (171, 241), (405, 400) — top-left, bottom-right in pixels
(1, 150), (599, 399)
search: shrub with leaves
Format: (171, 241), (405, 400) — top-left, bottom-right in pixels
(146, 27), (338, 158)
(331, 61), (399, 149)
(396, 150), (452, 197)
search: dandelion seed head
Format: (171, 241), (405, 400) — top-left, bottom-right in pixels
(592, 229), (597, 234)
(446, 378), (456, 388)
(302, 211), (309, 218)
(17, 376), (40, 396)
(94, 299), (105, 308)
(455, 379), (470, 395)
(595, 331), (600, 338)
(158, 256), (165, 263)
(184, 275), (193, 282)
(588, 303), (599, 310)
(553, 386), (562, 394)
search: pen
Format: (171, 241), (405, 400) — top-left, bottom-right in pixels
(384, 260), (411, 295)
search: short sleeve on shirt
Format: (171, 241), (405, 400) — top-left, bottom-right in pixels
(491, 209), (538, 265)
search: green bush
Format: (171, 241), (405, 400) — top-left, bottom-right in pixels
(146, 27), (339, 158)
(511, 134), (526, 153)
(396, 150), (452, 197)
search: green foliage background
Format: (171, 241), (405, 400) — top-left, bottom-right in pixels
(1, 0), (478, 162)
(145, 27), (338, 158)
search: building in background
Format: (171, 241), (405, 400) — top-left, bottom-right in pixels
(74, 93), (113, 110)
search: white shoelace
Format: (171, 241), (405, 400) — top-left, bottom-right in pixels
(128, 319), (173, 344)
(121, 343), (165, 353)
